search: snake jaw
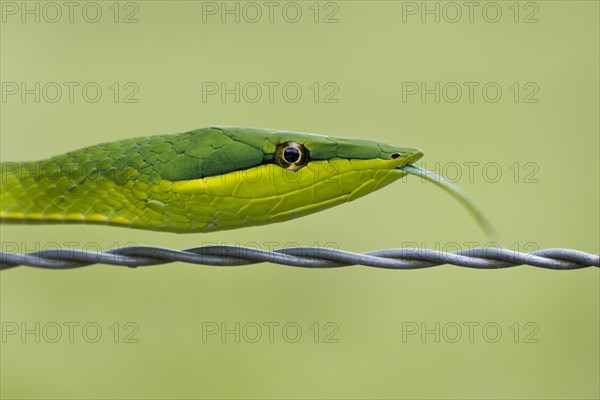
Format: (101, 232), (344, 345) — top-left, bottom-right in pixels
(391, 149), (424, 170)
(402, 150), (425, 166)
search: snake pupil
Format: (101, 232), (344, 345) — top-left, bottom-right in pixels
(283, 147), (301, 163)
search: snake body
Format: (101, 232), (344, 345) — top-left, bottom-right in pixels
(0, 126), (423, 233)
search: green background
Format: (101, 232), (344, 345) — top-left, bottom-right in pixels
(1, 1), (598, 399)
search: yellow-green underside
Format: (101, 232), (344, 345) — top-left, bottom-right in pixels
(1, 159), (405, 233)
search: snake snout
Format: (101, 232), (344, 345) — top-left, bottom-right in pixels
(405, 150), (424, 164)
(392, 148), (423, 168)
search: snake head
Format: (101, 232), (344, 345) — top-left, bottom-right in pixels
(167, 126), (426, 232)
(210, 125), (423, 172)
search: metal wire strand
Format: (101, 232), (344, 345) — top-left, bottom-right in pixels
(0, 246), (598, 270)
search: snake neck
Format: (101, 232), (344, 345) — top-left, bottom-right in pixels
(1, 160), (67, 222)
(0, 158), (132, 225)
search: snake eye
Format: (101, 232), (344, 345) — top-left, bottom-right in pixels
(283, 147), (301, 163)
(391, 153), (401, 159)
(275, 141), (309, 171)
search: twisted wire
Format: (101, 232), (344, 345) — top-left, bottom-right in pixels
(0, 245), (598, 270)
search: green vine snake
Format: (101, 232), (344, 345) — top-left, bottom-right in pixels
(0, 126), (497, 237)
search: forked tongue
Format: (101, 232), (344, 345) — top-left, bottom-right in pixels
(400, 164), (502, 243)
